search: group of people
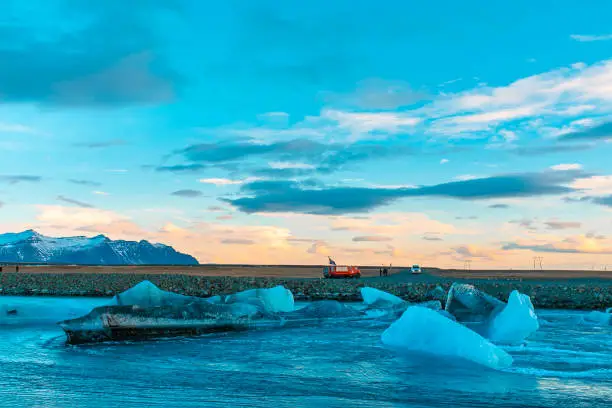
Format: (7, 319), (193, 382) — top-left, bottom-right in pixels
(379, 265), (391, 277)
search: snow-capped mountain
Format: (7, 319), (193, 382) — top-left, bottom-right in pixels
(0, 230), (199, 265)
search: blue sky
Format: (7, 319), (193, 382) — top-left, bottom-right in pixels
(2, 0), (612, 268)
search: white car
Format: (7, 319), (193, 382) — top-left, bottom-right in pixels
(410, 264), (422, 274)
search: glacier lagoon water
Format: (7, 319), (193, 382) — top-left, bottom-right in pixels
(0, 297), (610, 408)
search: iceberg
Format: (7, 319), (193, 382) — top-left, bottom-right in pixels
(445, 283), (539, 344)
(225, 285), (295, 313)
(381, 306), (513, 370)
(361, 287), (405, 306)
(445, 283), (505, 323)
(109, 280), (206, 308)
(58, 297), (371, 344)
(488, 290), (539, 345)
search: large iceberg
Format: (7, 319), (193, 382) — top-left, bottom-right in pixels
(381, 306), (513, 370)
(445, 283), (538, 344)
(225, 285), (294, 313)
(488, 290), (539, 345)
(58, 282), (304, 344)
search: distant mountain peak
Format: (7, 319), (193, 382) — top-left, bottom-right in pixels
(0, 230), (198, 265)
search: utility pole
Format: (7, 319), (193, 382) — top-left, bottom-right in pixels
(463, 260), (472, 271)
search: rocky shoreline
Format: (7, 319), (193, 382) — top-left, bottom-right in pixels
(1, 272), (611, 310)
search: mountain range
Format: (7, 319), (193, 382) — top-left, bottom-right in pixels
(0, 230), (199, 265)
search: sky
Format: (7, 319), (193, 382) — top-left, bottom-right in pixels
(1, 0), (612, 269)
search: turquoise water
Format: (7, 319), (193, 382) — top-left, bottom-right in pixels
(0, 297), (610, 407)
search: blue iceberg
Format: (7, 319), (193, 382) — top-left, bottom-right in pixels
(381, 306), (513, 370)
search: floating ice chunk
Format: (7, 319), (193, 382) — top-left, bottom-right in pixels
(226, 285), (294, 313)
(445, 283), (505, 323)
(382, 306), (513, 370)
(583, 310), (611, 326)
(488, 290), (539, 344)
(361, 287), (405, 306)
(109, 280), (198, 308)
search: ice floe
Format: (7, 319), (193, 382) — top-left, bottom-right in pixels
(488, 290), (539, 345)
(381, 306), (513, 370)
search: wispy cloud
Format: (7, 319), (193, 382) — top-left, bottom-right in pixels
(68, 179), (102, 187)
(352, 235), (393, 242)
(558, 121), (612, 142)
(73, 139), (127, 148)
(199, 178), (246, 186)
(570, 34), (612, 42)
(551, 163), (582, 171)
(171, 189), (203, 198)
(0, 175), (42, 184)
(57, 195), (95, 208)
(544, 220), (581, 230)
(221, 238), (256, 245)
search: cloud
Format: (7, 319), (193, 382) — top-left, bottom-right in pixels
(171, 189), (203, 198)
(68, 179), (102, 187)
(93, 191), (109, 196)
(558, 121), (612, 141)
(167, 137), (411, 178)
(268, 161), (315, 170)
(544, 221), (581, 230)
(551, 163), (582, 171)
(570, 175), (612, 195)
(323, 79), (427, 110)
(440, 159), (449, 164)
(592, 195), (612, 207)
(0, 2), (183, 106)
(221, 238), (255, 245)
(73, 139), (127, 148)
(455, 216), (478, 220)
(352, 235), (393, 242)
(226, 169), (585, 214)
(0, 123), (39, 134)
(503, 240), (612, 254)
(0, 175), (42, 184)
(199, 178), (246, 186)
(422, 235), (443, 241)
(513, 144), (594, 156)
(155, 164), (208, 173)
(570, 34), (612, 42)
(488, 204), (509, 209)
(452, 245), (494, 260)
(502, 242), (585, 254)
(57, 195), (95, 208)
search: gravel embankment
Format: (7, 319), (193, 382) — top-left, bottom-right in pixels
(1, 272), (611, 310)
